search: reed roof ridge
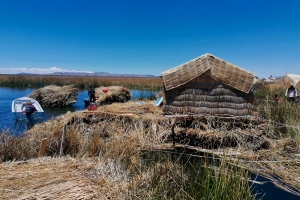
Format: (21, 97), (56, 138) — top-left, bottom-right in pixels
(161, 53), (255, 93)
(206, 53), (254, 76)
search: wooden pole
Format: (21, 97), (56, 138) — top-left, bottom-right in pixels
(60, 124), (66, 156)
(171, 120), (175, 147)
(38, 138), (47, 157)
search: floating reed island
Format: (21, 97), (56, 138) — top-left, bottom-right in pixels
(29, 85), (78, 107)
(1, 100), (300, 198)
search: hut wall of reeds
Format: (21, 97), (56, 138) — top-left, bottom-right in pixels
(162, 54), (257, 116)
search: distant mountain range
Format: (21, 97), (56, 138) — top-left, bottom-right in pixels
(18, 72), (158, 77)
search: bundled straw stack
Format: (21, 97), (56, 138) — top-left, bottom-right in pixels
(163, 84), (256, 116)
(0, 157), (128, 199)
(95, 86), (130, 105)
(29, 85), (78, 107)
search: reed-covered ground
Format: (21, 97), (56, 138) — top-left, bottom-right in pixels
(0, 102), (256, 199)
(0, 74), (163, 90)
(1, 81), (300, 199)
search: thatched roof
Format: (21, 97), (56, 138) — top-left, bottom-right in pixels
(162, 53), (255, 93)
(278, 74), (300, 86)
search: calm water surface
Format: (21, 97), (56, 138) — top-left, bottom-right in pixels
(0, 86), (158, 135)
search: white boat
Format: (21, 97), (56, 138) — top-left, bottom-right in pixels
(12, 97), (44, 120)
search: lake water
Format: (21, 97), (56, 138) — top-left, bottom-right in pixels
(143, 149), (300, 200)
(0, 86), (158, 135)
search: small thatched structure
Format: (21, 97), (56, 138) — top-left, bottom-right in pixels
(95, 86), (130, 106)
(29, 85), (78, 107)
(278, 74), (300, 87)
(162, 53), (257, 116)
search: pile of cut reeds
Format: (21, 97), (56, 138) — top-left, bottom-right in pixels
(29, 85), (78, 107)
(91, 101), (163, 117)
(0, 157), (129, 199)
(95, 86), (130, 105)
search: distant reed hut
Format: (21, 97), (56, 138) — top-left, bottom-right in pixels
(162, 53), (257, 116)
(278, 74), (300, 87)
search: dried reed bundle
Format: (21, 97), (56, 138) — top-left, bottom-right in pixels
(208, 86), (237, 96)
(163, 101), (254, 116)
(283, 139), (299, 153)
(29, 85), (78, 107)
(0, 157), (129, 199)
(95, 86), (130, 106)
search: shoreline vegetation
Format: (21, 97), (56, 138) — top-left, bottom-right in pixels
(0, 74), (163, 90)
(1, 77), (300, 199)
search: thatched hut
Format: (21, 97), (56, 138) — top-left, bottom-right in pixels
(161, 53), (257, 116)
(278, 74), (300, 87)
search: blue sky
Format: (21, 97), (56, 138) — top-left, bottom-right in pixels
(0, 0), (299, 78)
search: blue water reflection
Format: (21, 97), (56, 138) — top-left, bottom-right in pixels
(251, 175), (299, 200)
(130, 89), (157, 100)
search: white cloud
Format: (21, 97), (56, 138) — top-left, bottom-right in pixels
(0, 67), (93, 74)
